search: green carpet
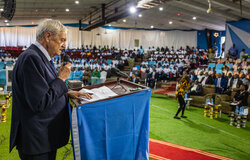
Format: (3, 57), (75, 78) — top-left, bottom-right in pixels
(149, 94), (250, 160)
(0, 96), (73, 160)
(0, 94), (250, 160)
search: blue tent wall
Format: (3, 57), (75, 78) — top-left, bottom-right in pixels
(225, 20), (250, 56)
(197, 30), (226, 55)
(227, 20), (250, 34)
(197, 31), (208, 49)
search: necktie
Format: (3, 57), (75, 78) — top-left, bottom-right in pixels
(50, 60), (57, 73)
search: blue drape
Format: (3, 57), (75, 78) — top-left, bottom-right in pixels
(70, 89), (151, 160)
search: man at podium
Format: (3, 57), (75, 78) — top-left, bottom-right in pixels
(10, 19), (91, 160)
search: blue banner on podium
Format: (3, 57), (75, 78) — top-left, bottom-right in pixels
(69, 89), (151, 160)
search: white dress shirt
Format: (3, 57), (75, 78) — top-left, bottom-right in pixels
(34, 41), (51, 61)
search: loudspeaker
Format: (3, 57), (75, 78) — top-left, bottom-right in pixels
(205, 29), (212, 49)
(1, 0), (16, 21)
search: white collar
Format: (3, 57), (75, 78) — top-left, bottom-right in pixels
(34, 41), (51, 61)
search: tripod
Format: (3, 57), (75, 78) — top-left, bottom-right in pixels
(111, 77), (127, 92)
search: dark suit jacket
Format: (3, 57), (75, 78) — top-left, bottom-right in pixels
(201, 76), (214, 85)
(190, 74), (197, 82)
(230, 78), (243, 89)
(214, 78), (226, 88)
(190, 84), (202, 95)
(234, 90), (248, 106)
(148, 72), (158, 80)
(225, 77), (234, 88)
(129, 77), (140, 83)
(10, 44), (70, 155)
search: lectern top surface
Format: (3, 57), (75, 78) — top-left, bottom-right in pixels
(70, 80), (149, 106)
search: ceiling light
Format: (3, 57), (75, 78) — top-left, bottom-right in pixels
(138, 14), (142, 17)
(123, 19), (126, 22)
(129, 6), (136, 13)
(159, 7), (163, 11)
(169, 21), (173, 24)
(65, 8), (70, 12)
(108, 24), (111, 26)
(6, 23), (9, 26)
(151, 25), (154, 28)
(192, 16), (197, 20)
(4, 20), (8, 23)
(75, 1), (79, 4)
(0, 8), (4, 12)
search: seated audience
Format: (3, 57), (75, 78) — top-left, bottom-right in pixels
(129, 74), (140, 84)
(100, 69), (107, 83)
(82, 67), (91, 86)
(190, 71), (197, 82)
(214, 73), (226, 94)
(234, 84), (249, 107)
(201, 72), (214, 87)
(197, 71), (204, 83)
(91, 67), (101, 85)
(190, 80), (202, 95)
(232, 74), (242, 89)
(239, 49), (246, 61)
(240, 74), (249, 85)
(224, 73), (234, 95)
(147, 69), (158, 88)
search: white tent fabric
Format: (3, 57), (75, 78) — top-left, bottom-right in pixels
(224, 25), (233, 57)
(227, 24), (250, 49)
(0, 27), (36, 47)
(0, 26), (197, 49)
(225, 20), (250, 57)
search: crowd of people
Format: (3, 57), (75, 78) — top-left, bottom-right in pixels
(173, 56), (249, 119)
(0, 44), (248, 91)
(189, 57), (249, 95)
(50, 45), (208, 87)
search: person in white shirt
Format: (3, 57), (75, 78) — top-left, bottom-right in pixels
(232, 74), (242, 89)
(172, 67), (177, 79)
(170, 62), (174, 69)
(196, 71), (204, 83)
(132, 66), (138, 72)
(241, 74), (249, 85)
(156, 66), (161, 73)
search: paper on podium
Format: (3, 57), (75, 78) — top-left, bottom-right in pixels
(79, 86), (118, 103)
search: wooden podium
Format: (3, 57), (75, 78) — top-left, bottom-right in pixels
(69, 79), (151, 160)
(70, 79), (149, 106)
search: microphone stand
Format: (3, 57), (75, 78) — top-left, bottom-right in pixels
(111, 76), (127, 92)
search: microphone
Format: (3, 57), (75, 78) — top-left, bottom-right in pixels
(63, 55), (71, 66)
(111, 67), (129, 78)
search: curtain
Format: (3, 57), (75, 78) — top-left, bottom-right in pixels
(0, 26), (197, 49)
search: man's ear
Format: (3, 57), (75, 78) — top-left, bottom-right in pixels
(44, 32), (52, 43)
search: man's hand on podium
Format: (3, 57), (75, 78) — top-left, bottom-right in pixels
(68, 90), (92, 100)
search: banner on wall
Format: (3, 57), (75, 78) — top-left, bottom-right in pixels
(225, 20), (250, 57)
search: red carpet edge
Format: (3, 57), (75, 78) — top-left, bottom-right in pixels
(149, 138), (234, 160)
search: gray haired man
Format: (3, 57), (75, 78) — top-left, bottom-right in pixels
(10, 19), (91, 160)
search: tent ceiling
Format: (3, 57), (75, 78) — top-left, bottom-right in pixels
(0, 0), (249, 30)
